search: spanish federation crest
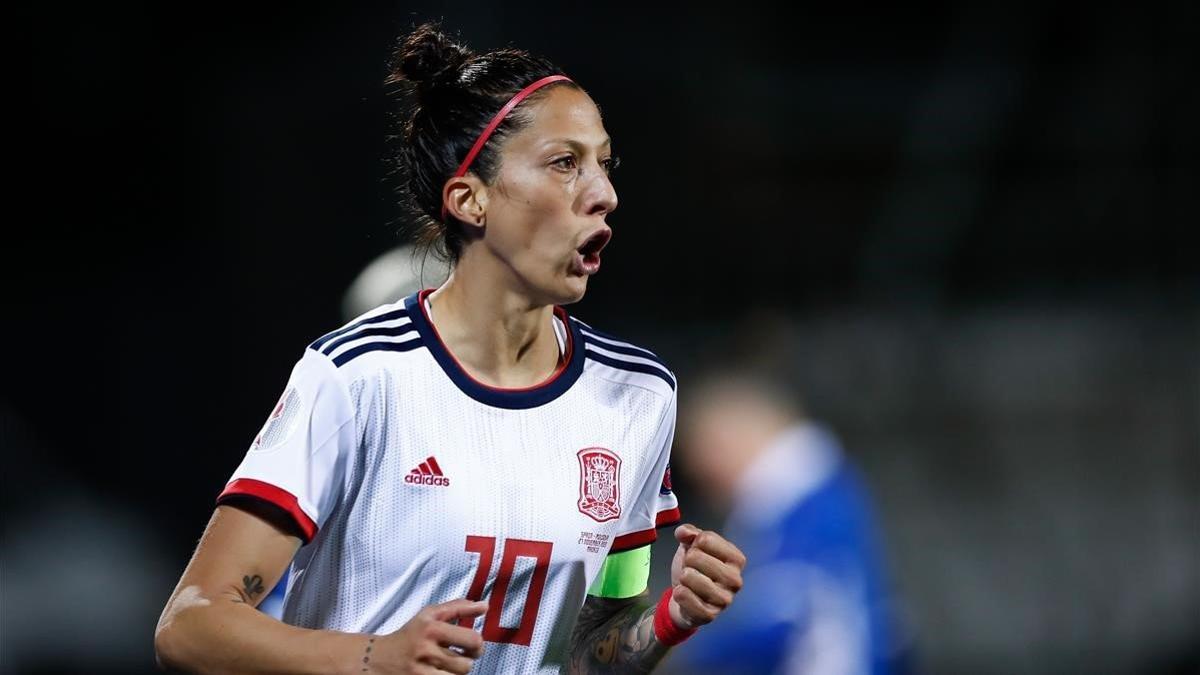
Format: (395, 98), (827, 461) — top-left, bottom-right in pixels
(577, 447), (621, 522)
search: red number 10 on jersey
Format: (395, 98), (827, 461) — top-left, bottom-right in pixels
(459, 535), (554, 646)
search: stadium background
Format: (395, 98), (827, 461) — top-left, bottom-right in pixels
(4, 1), (1196, 673)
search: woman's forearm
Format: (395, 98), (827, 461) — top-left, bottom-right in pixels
(154, 584), (367, 675)
(567, 592), (670, 674)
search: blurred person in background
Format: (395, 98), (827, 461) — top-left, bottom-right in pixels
(666, 367), (910, 675)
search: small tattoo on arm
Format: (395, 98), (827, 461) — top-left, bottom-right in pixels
(361, 637), (375, 672)
(242, 574), (265, 598)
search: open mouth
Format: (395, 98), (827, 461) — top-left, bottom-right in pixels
(573, 228), (612, 275)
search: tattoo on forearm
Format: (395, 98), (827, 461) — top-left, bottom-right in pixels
(568, 593), (668, 674)
(361, 637), (375, 673)
(242, 574), (265, 599)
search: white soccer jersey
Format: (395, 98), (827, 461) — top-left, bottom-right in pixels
(217, 289), (680, 673)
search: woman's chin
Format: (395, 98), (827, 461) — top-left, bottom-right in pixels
(548, 274), (589, 305)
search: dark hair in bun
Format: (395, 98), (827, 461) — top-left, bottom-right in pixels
(390, 24), (471, 89)
(386, 23), (577, 263)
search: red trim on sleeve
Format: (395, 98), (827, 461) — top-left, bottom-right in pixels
(217, 478), (318, 543)
(655, 507), (682, 527)
(610, 507), (684, 553)
(610, 527), (657, 553)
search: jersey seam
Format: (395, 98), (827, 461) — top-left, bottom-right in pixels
(304, 348), (358, 455)
(584, 364), (674, 401)
(610, 390), (676, 544)
(302, 349), (359, 525)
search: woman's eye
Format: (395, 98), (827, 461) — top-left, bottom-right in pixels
(552, 155), (578, 171)
(600, 155), (621, 174)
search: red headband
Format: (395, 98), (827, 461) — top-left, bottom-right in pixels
(441, 74), (574, 220)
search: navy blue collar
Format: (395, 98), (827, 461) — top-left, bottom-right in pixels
(404, 289), (585, 409)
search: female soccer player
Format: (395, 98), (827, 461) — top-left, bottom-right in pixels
(155, 24), (746, 674)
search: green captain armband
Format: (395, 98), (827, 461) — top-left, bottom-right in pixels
(587, 546), (652, 598)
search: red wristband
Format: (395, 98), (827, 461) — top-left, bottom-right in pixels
(653, 587), (698, 647)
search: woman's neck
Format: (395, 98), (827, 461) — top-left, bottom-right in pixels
(425, 256), (562, 389)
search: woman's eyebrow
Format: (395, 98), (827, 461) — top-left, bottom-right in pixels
(541, 137), (613, 152)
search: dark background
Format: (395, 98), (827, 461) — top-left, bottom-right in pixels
(4, 2), (1197, 673)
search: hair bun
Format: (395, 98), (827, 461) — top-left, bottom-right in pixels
(389, 23), (472, 88)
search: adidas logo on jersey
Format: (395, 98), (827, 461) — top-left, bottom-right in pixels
(405, 456), (449, 487)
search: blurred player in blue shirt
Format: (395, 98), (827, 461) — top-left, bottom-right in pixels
(667, 370), (911, 675)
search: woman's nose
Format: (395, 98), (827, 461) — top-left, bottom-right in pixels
(584, 163), (618, 217)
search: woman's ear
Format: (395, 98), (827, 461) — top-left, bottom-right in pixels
(442, 175), (488, 229)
